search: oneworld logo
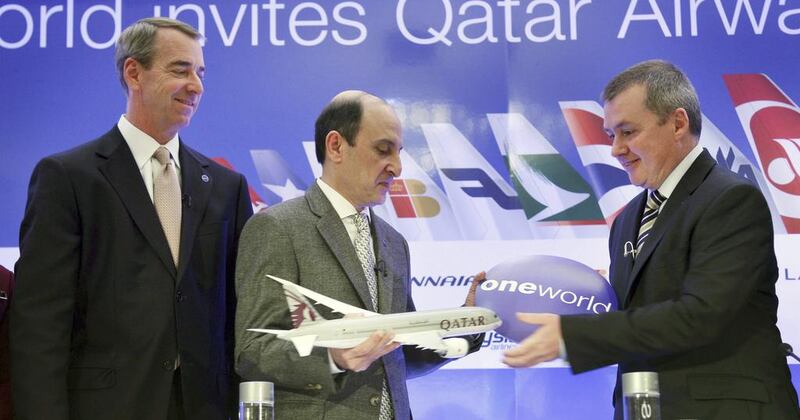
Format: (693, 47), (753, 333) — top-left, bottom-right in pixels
(480, 278), (612, 314)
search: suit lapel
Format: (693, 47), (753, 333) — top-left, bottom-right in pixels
(175, 143), (212, 285)
(624, 150), (716, 304)
(614, 191), (646, 305)
(371, 211), (395, 314)
(96, 127), (176, 277)
(307, 184), (376, 311)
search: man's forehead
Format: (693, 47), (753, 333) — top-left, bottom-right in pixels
(603, 86), (646, 126)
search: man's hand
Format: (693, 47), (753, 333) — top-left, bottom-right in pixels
(502, 313), (562, 368)
(463, 271), (487, 307)
(330, 331), (401, 372)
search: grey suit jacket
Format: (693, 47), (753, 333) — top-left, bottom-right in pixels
(234, 183), (451, 420)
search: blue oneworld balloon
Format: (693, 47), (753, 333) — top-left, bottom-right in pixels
(475, 255), (618, 343)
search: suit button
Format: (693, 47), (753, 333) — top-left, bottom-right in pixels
(176, 290), (184, 302)
(369, 395), (380, 407)
(162, 360), (173, 371)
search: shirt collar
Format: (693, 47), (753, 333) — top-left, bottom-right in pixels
(117, 115), (181, 170)
(316, 178), (369, 221)
(653, 143), (703, 199)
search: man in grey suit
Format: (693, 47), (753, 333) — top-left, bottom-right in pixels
(503, 61), (800, 419)
(235, 90), (482, 419)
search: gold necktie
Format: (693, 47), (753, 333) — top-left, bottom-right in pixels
(153, 147), (181, 267)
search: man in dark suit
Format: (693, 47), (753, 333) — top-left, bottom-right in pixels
(10, 18), (253, 420)
(235, 91), (482, 419)
(503, 60), (800, 419)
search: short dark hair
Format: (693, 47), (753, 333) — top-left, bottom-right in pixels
(602, 59), (702, 137)
(314, 96), (364, 163)
(115, 17), (202, 92)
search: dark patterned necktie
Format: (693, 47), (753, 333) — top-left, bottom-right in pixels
(636, 190), (666, 256)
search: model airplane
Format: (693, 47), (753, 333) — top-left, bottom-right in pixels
(248, 275), (502, 359)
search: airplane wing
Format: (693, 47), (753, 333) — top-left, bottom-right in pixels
(394, 331), (448, 352)
(266, 275), (377, 317)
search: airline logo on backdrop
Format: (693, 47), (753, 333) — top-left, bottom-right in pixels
(389, 179), (440, 218)
(209, 157), (268, 212)
(486, 113), (605, 225)
(249, 150), (308, 205)
(723, 74), (800, 233)
(560, 101), (641, 225)
(421, 123), (533, 240)
(376, 149), (463, 241)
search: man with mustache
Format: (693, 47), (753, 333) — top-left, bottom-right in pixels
(10, 18), (253, 420)
(234, 90), (483, 419)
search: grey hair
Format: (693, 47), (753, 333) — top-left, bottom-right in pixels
(115, 17), (202, 92)
(602, 59), (702, 136)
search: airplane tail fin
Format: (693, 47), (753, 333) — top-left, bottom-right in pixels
(246, 329), (318, 357)
(278, 278), (326, 328)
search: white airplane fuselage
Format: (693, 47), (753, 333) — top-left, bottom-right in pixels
(278, 307), (500, 349)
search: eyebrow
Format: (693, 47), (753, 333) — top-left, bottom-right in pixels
(168, 60), (205, 72)
(376, 138), (403, 151)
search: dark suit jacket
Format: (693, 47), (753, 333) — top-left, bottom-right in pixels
(234, 183), (479, 420)
(10, 126), (253, 420)
(0, 265), (12, 420)
(562, 150), (800, 420)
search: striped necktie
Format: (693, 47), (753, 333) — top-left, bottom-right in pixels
(636, 190), (665, 256)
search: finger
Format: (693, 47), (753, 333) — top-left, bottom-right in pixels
(352, 331), (386, 355)
(516, 312), (549, 325)
(367, 333), (398, 359)
(502, 353), (541, 368)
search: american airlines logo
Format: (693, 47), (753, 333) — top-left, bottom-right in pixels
(216, 73), (799, 239)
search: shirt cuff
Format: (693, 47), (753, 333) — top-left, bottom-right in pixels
(328, 349), (345, 374)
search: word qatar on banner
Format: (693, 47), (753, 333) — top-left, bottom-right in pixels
(396, 0), (593, 46)
(475, 254), (617, 342)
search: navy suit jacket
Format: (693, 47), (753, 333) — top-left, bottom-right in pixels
(562, 150), (800, 420)
(10, 126), (253, 420)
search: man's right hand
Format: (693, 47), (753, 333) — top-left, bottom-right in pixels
(329, 331), (401, 372)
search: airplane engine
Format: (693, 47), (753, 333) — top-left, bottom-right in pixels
(440, 338), (469, 358)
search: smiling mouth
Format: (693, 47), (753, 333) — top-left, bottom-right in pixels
(620, 159), (639, 168)
(176, 98), (195, 107)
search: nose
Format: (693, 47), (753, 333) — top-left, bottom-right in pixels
(188, 71), (204, 95)
(387, 152), (402, 177)
(610, 135), (625, 158)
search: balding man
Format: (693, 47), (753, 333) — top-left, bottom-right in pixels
(234, 91), (482, 419)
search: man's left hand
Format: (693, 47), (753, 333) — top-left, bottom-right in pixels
(502, 313), (562, 368)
